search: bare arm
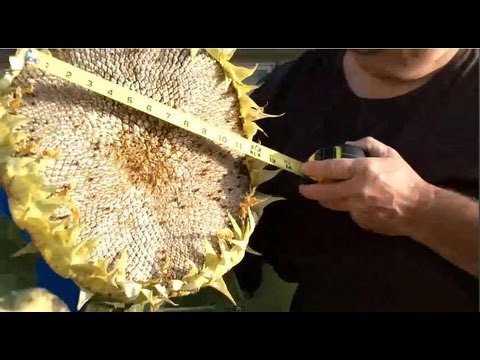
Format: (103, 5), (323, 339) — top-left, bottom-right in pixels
(409, 185), (479, 276)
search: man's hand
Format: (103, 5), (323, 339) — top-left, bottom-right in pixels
(299, 137), (432, 237)
(299, 136), (479, 276)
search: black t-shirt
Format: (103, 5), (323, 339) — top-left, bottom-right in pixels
(249, 49), (479, 312)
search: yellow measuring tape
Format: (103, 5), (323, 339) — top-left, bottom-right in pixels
(21, 49), (304, 176)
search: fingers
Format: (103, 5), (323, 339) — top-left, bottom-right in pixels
(350, 211), (371, 231)
(346, 136), (399, 158)
(320, 199), (352, 212)
(299, 180), (357, 203)
(301, 158), (356, 181)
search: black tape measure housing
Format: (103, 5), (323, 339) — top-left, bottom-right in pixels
(309, 144), (366, 161)
(303, 144), (366, 184)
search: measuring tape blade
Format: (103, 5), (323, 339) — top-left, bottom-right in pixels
(25, 49), (304, 176)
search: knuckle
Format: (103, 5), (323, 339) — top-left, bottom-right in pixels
(328, 160), (337, 176)
(321, 200), (337, 210)
(389, 147), (400, 157)
(364, 166), (377, 179)
(365, 136), (376, 145)
(351, 211), (369, 229)
(319, 200), (330, 209)
(355, 177), (371, 201)
(363, 159), (379, 176)
(309, 161), (323, 176)
(358, 186), (370, 201)
(300, 184), (319, 200)
(321, 201), (336, 211)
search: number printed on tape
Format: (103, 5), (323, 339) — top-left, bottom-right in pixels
(27, 49), (304, 176)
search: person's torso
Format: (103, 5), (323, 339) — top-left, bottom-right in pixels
(249, 49), (479, 311)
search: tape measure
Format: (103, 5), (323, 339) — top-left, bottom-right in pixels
(20, 49), (304, 176)
(19, 49), (365, 179)
(303, 144), (367, 184)
(309, 144), (366, 161)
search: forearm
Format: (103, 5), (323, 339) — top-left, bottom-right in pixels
(408, 184), (479, 277)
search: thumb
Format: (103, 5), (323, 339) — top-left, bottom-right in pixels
(346, 136), (400, 158)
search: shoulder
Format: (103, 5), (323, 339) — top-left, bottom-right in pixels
(250, 49), (344, 110)
(443, 49), (478, 100)
(422, 49), (479, 197)
(442, 49), (478, 122)
(250, 50), (344, 147)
